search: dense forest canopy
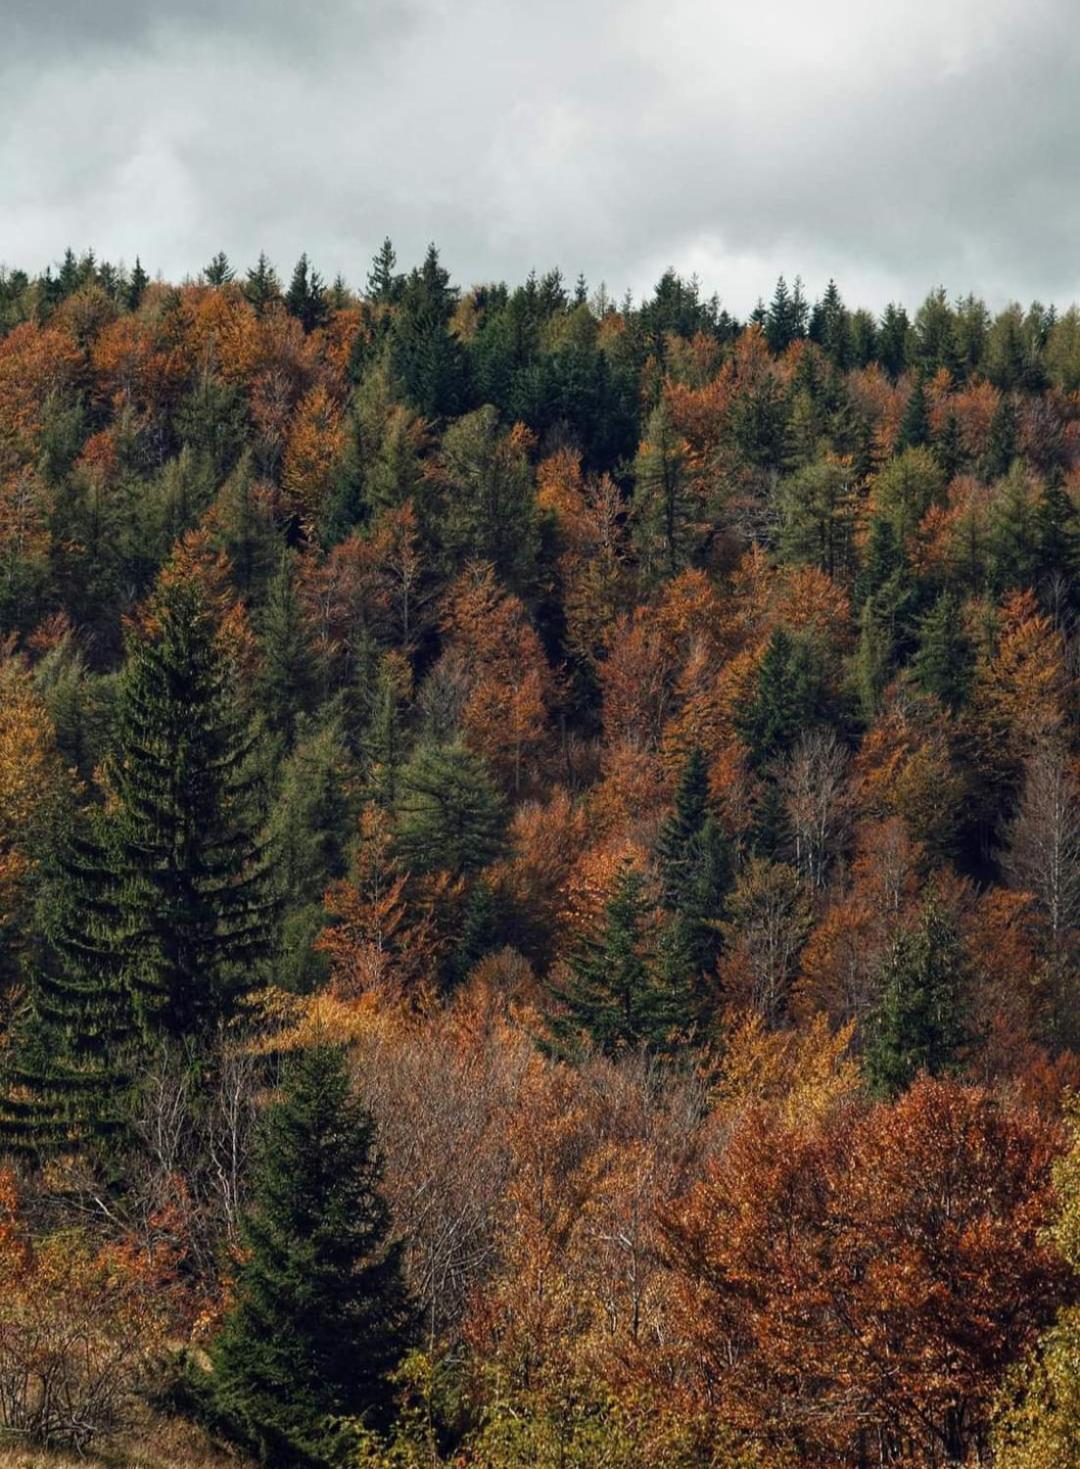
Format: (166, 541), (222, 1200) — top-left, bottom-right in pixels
(0, 240), (1078, 1468)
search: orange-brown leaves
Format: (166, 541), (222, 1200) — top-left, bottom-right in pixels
(0, 322), (82, 470)
(281, 383), (347, 532)
(663, 1078), (1067, 1467)
(439, 563), (554, 791)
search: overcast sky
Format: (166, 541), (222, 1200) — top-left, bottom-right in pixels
(4, 0), (1078, 313)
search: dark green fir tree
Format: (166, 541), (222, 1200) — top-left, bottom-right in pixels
(394, 743), (506, 877)
(208, 1044), (414, 1466)
(980, 393), (1018, 481)
(865, 896), (969, 1098)
(655, 747), (732, 984)
(0, 816), (134, 1161)
(244, 252), (282, 316)
(255, 551), (322, 749)
(910, 591), (973, 711)
(366, 237), (404, 305)
(736, 627), (827, 769)
(896, 374), (931, 451)
(549, 861), (687, 1056)
(285, 253), (329, 334)
(126, 256), (150, 311)
(109, 568), (277, 1042)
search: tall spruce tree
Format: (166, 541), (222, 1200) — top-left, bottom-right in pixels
(656, 748), (732, 985)
(255, 551), (322, 749)
(126, 256), (150, 311)
(109, 570), (276, 1042)
(0, 815), (134, 1160)
(209, 1044), (413, 1466)
(736, 627), (827, 769)
(865, 897), (969, 1098)
(911, 591), (973, 711)
(981, 393), (1019, 481)
(631, 400), (696, 582)
(244, 252), (282, 315)
(550, 861), (687, 1055)
(204, 252), (235, 286)
(394, 743), (506, 876)
(366, 237), (403, 304)
(285, 253), (329, 334)
(897, 374), (931, 450)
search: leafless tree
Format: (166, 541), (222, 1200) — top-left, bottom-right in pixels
(779, 728), (851, 889)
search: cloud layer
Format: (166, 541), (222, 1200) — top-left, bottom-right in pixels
(4, 0), (1078, 312)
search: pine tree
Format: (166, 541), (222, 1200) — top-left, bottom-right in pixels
(550, 861), (683, 1055)
(209, 1044), (414, 1465)
(981, 393), (1018, 481)
(244, 252), (282, 315)
(897, 374), (931, 450)
(878, 303), (911, 379)
(911, 591), (973, 711)
(865, 897), (969, 1098)
(126, 256), (150, 311)
(934, 410), (966, 482)
(366, 237), (403, 304)
(736, 628), (826, 769)
(1035, 480), (1080, 599)
(204, 252), (235, 286)
(766, 276), (801, 354)
(388, 244), (468, 420)
(656, 748), (732, 982)
(814, 279), (852, 369)
(0, 816), (134, 1160)
(109, 570), (277, 1042)
(631, 400), (696, 582)
(849, 308), (878, 369)
(256, 552), (322, 749)
(394, 743), (506, 876)
(913, 288), (961, 381)
(446, 877), (501, 988)
(285, 254), (329, 334)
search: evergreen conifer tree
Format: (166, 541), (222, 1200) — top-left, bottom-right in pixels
(934, 410), (966, 481)
(209, 1044), (414, 1465)
(655, 748), (732, 982)
(911, 591), (973, 711)
(285, 254), (329, 334)
(1035, 480), (1080, 601)
(126, 256), (150, 311)
(256, 551), (322, 749)
(388, 245), (468, 420)
(109, 570), (277, 1041)
(865, 897), (969, 1098)
(204, 252), (235, 286)
(366, 238), (403, 304)
(897, 374), (931, 450)
(631, 400), (696, 582)
(394, 743), (506, 876)
(981, 393), (1019, 481)
(878, 303), (911, 379)
(550, 862), (684, 1055)
(446, 877), (501, 988)
(736, 628), (826, 769)
(244, 253), (282, 315)
(0, 816), (134, 1159)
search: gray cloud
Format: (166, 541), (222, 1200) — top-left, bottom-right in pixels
(3, 0), (1079, 313)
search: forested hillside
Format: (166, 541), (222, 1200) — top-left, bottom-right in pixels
(0, 244), (1078, 1467)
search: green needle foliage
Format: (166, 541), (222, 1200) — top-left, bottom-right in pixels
(209, 1044), (414, 1466)
(108, 570), (277, 1043)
